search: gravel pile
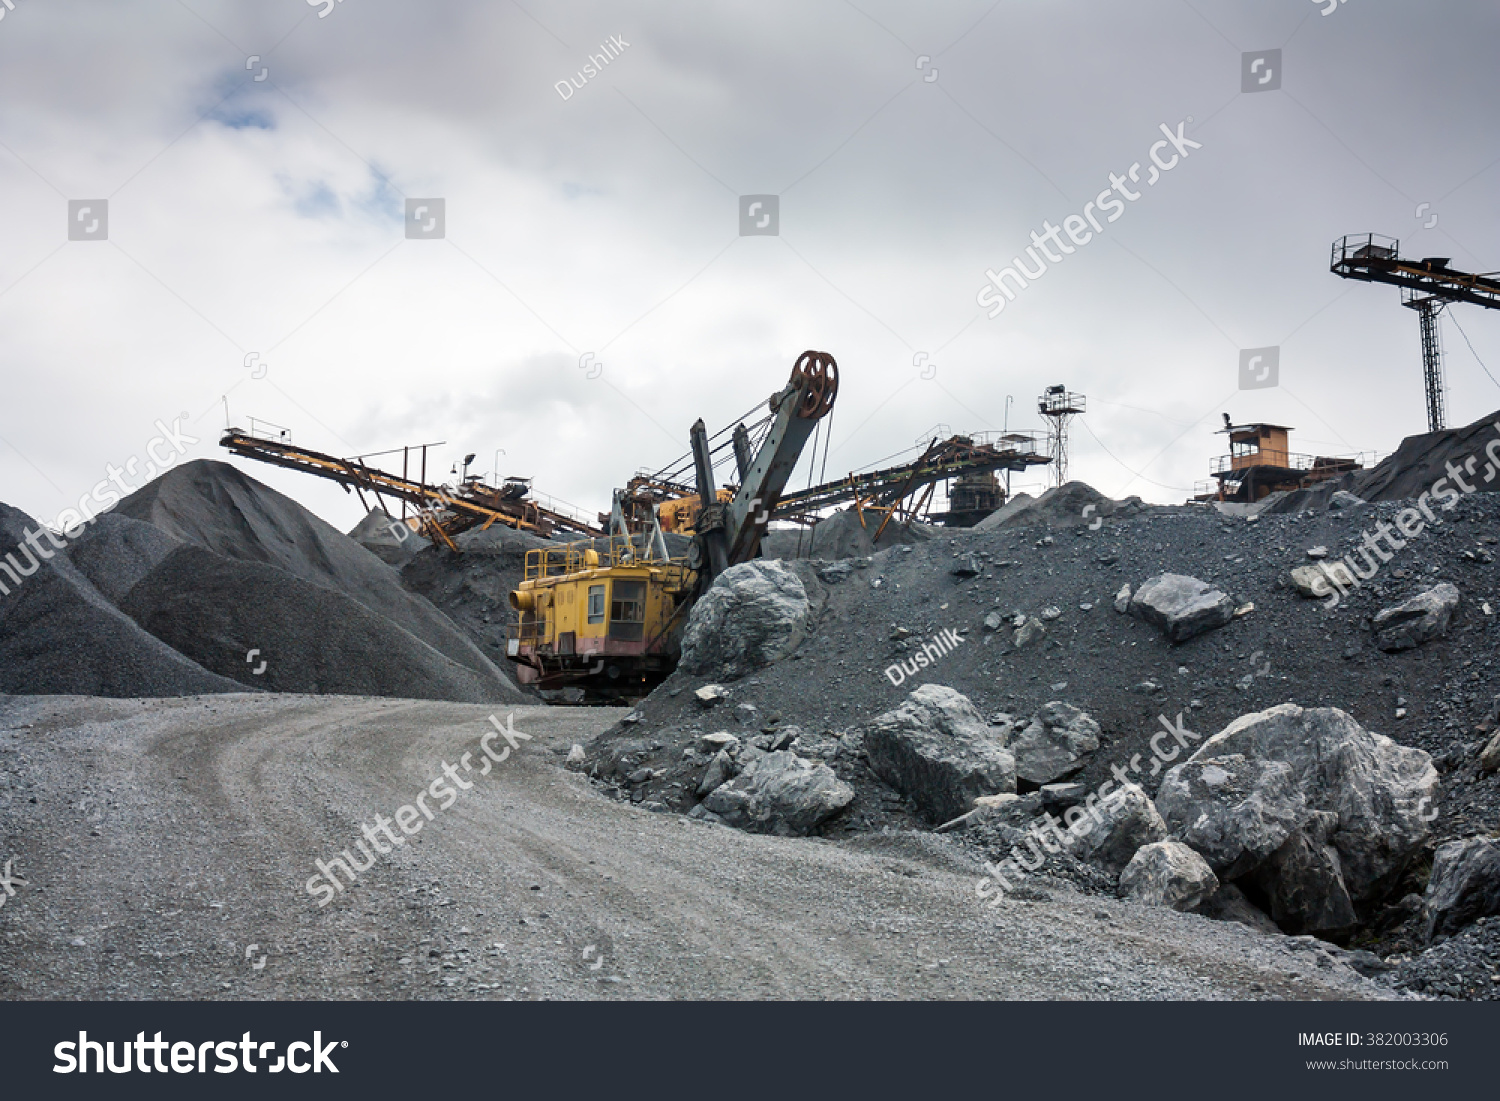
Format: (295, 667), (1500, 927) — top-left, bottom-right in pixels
(761, 507), (935, 560)
(119, 545), (520, 702)
(401, 543), (537, 671)
(583, 436), (1500, 995)
(0, 504), (244, 698)
(975, 481), (1149, 531)
(119, 461), (512, 688)
(349, 507), (426, 566)
(64, 513), (182, 603)
(1265, 408), (1500, 512)
(1393, 916), (1500, 1000)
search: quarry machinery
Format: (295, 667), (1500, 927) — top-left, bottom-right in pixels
(614, 429), (1049, 536)
(1331, 235), (1500, 433)
(505, 351), (839, 698)
(772, 430), (1049, 531)
(1203, 417), (1374, 503)
(220, 429), (603, 549)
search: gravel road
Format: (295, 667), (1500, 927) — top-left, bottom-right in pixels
(0, 693), (1390, 1000)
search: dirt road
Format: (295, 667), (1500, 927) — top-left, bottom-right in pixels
(0, 694), (1387, 1000)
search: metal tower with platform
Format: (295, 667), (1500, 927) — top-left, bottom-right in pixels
(1331, 234), (1500, 432)
(1037, 385), (1086, 488)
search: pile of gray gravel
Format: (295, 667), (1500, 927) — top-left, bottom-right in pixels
(118, 460), (510, 687)
(0, 461), (527, 703)
(1265, 407), (1500, 513)
(761, 507), (935, 561)
(0, 504), (243, 698)
(119, 544), (517, 701)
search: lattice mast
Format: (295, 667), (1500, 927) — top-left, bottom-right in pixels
(1037, 385), (1086, 488)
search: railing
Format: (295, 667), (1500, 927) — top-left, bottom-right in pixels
(1332, 233), (1399, 268)
(1210, 451), (1380, 475)
(958, 429), (1046, 456)
(522, 535), (689, 581)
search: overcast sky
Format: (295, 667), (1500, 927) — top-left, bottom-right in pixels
(2, 0), (1497, 531)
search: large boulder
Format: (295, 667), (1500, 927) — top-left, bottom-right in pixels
(1372, 583), (1460, 652)
(1118, 840), (1219, 911)
(699, 750), (853, 836)
(1244, 811), (1358, 934)
(680, 560), (810, 679)
(862, 685), (1016, 824)
(1169, 704), (1437, 905)
(1073, 783), (1168, 876)
(1128, 573), (1235, 643)
(1423, 836), (1500, 940)
(1155, 754), (1307, 878)
(1010, 702), (1101, 788)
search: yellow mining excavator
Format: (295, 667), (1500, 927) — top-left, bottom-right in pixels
(505, 351), (838, 699)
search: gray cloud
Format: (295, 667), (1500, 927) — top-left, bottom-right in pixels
(0, 0), (1496, 529)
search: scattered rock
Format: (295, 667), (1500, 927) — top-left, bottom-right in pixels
(1372, 583), (1461, 652)
(952, 554), (982, 578)
(1118, 840), (1219, 912)
(699, 750), (853, 836)
(694, 684), (729, 706)
(862, 684), (1016, 824)
(1423, 836), (1500, 940)
(1010, 702), (1101, 788)
(1113, 584), (1132, 614)
(1288, 565), (1337, 599)
(1128, 573), (1236, 643)
(1328, 491), (1366, 510)
(1038, 782), (1088, 809)
(817, 561), (855, 584)
(696, 749), (737, 797)
(1073, 783), (1169, 876)
(1012, 617), (1046, 649)
(1480, 731), (1500, 773)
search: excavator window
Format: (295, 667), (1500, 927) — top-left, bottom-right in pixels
(587, 584), (605, 624)
(608, 579), (645, 641)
